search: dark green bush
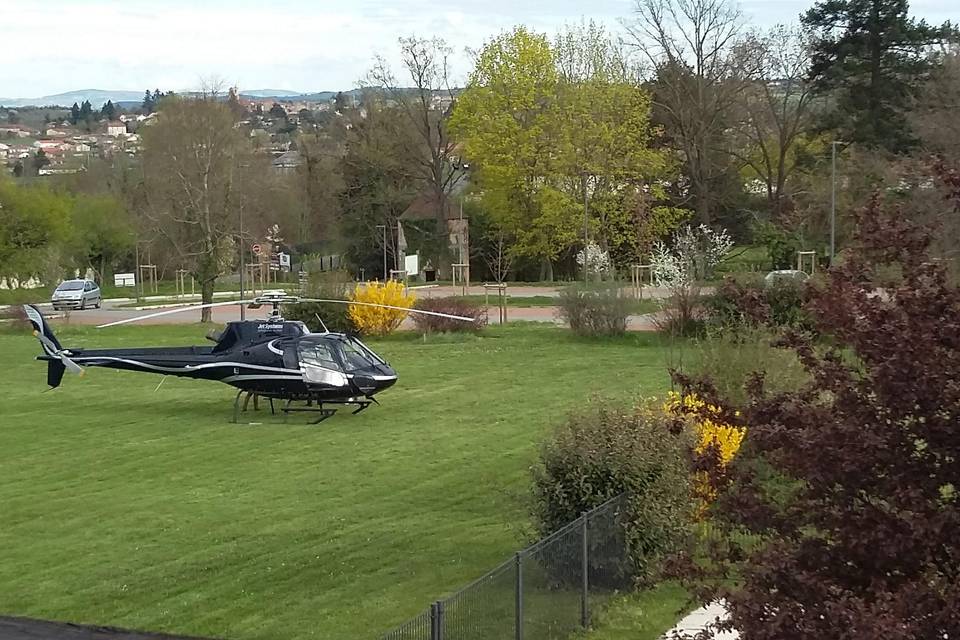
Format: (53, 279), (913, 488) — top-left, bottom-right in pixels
(531, 400), (695, 587)
(556, 283), (630, 337)
(282, 270), (355, 333)
(411, 296), (488, 333)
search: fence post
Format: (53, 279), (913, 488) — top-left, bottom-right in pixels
(581, 512), (589, 628)
(431, 600), (444, 640)
(515, 551), (523, 640)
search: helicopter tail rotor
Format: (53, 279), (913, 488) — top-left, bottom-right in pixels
(23, 304), (84, 387)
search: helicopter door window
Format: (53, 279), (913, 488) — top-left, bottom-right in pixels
(297, 340), (348, 387)
(298, 342), (341, 371)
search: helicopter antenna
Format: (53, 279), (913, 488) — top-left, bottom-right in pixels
(314, 313), (329, 334)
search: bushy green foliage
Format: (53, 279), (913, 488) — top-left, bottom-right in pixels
(531, 399), (695, 586)
(282, 270), (354, 333)
(690, 325), (808, 405)
(752, 223), (800, 270)
(704, 275), (811, 331)
(556, 283), (630, 337)
(411, 297), (487, 333)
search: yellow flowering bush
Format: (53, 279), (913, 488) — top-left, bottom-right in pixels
(348, 280), (416, 336)
(664, 391), (746, 515)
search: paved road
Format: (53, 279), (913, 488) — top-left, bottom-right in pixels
(11, 283), (666, 331)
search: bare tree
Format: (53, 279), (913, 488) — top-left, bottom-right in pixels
(482, 229), (516, 284)
(140, 95), (252, 321)
(626, 0), (757, 224)
(367, 37), (465, 276)
(729, 24), (818, 218)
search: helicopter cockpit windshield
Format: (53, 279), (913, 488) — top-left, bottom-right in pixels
(295, 335), (388, 387)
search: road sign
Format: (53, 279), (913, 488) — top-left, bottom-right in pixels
(251, 243), (261, 255)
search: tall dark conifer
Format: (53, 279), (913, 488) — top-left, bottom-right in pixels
(803, 0), (957, 151)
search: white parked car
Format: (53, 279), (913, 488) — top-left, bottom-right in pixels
(51, 279), (102, 310)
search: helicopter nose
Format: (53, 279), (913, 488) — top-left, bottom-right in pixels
(351, 364), (397, 395)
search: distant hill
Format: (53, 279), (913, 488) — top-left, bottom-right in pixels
(1, 86), (427, 109)
(0, 89), (146, 108)
(239, 89), (304, 98)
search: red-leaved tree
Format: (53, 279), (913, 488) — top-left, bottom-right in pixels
(678, 175), (960, 638)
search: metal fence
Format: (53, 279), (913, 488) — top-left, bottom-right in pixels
(381, 494), (631, 640)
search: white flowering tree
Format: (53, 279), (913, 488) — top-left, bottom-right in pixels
(575, 241), (612, 279)
(649, 224), (733, 334)
(650, 224), (732, 287)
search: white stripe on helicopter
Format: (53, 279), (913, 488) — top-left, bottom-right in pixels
(68, 356), (302, 375)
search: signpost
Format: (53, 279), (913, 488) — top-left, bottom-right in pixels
(251, 243), (262, 256)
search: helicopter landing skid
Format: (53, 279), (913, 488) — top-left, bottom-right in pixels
(280, 397), (373, 424)
(232, 390), (373, 425)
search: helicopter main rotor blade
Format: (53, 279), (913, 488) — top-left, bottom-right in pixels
(96, 299), (255, 329)
(301, 299), (476, 322)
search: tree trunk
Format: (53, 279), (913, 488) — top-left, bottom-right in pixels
(201, 278), (215, 323)
(539, 258), (554, 282)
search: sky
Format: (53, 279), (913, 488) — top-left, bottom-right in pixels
(1, 0), (956, 99)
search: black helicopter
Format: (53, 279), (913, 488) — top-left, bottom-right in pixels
(24, 291), (473, 423)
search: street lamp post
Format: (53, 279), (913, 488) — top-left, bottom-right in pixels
(830, 141), (845, 263)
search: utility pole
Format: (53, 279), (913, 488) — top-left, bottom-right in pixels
(376, 224), (387, 281)
(238, 198), (245, 320)
(583, 173), (590, 285)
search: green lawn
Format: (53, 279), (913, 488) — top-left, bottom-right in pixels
(0, 324), (677, 640)
(578, 583), (692, 640)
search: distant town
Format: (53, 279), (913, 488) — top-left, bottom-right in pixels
(0, 88), (454, 177)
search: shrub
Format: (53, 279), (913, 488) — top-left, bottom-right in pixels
(704, 274), (811, 331)
(690, 325), (808, 405)
(411, 296), (488, 333)
(282, 270), (354, 333)
(680, 187), (960, 638)
(556, 283), (629, 337)
(664, 391), (746, 517)
(348, 280), (415, 336)
(531, 399), (695, 586)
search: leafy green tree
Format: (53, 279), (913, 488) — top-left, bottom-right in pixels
(553, 21), (681, 267)
(70, 102), (81, 124)
(453, 24), (680, 277)
(68, 194), (134, 282)
(450, 26), (565, 278)
(0, 176), (71, 286)
(334, 91), (350, 112)
(803, 0), (957, 151)
(269, 102), (287, 119)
